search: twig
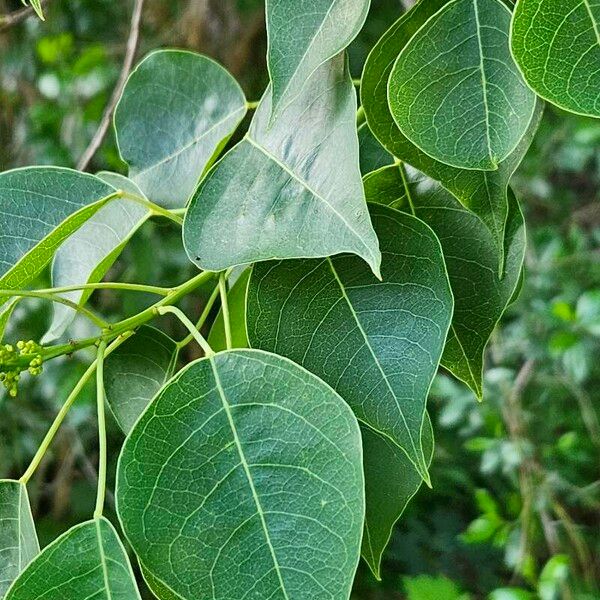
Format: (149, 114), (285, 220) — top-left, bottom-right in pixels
(77, 0), (144, 171)
(0, 0), (47, 32)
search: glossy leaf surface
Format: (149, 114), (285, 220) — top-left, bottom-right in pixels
(511, 0), (600, 118)
(247, 204), (453, 480)
(5, 517), (140, 600)
(117, 349), (364, 600)
(266, 0), (370, 118)
(389, 0), (536, 170)
(104, 326), (179, 434)
(115, 50), (247, 207)
(0, 481), (39, 599)
(183, 54), (381, 276)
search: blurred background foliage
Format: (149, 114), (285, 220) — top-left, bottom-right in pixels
(0, 0), (599, 598)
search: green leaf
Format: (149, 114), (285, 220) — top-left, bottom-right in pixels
(104, 326), (179, 434)
(208, 269), (250, 352)
(362, 0), (542, 260)
(183, 54), (381, 276)
(115, 50), (247, 208)
(388, 0), (536, 171)
(43, 173), (150, 343)
(266, 0), (370, 119)
(0, 480), (39, 599)
(247, 204), (453, 481)
(116, 349), (364, 600)
(0, 300), (18, 344)
(361, 414), (434, 580)
(0, 167), (117, 292)
(358, 122), (393, 175)
(511, 0), (600, 118)
(21, 0), (44, 20)
(366, 166), (525, 399)
(5, 517), (141, 600)
(140, 562), (182, 600)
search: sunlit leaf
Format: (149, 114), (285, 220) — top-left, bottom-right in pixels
(115, 50), (247, 207)
(183, 54), (381, 276)
(116, 349), (364, 600)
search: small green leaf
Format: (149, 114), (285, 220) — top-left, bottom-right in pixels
(116, 349), (364, 600)
(104, 326), (179, 434)
(0, 167), (116, 292)
(183, 54), (381, 276)
(362, 0), (542, 260)
(247, 204), (453, 481)
(208, 269), (250, 351)
(266, 0), (370, 119)
(511, 0), (600, 118)
(358, 122), (393, 175)
(366, 166), (525, 399)
(115, 50), (247, 208)
(43, 173), (150, 343)
(388, 0), (536, 171)
(0, 300), (18, 344)
(0, 480), (39, 599)
(361, 414), (434, 580)
(5, 517), (141, 600)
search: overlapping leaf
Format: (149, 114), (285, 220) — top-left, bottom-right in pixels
(362, 0), (542, 261)
(43, 173), (150, 343)
(266, 0), (370, 119)
(104, 326), (179, 434)
(0, 481), (39, 599)
(115, 50), (247, 207)
(358, 122), (393, 176)
(183, 54), (381, 276)
(511, 0), (600, 118)
(247, 204), (453, 481)
(117, 350), (364, 600)
(366, 166), (525, 398)
(5, 517), (141, 600)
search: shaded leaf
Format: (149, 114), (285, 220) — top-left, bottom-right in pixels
(247, 204), (453, 480)
(140, 562), (182, 600)
(5, 517), (141, 600)
(511, 0), (600, 118)
(358, 122), (393, 175)
(266, 0), (370, 119)
(0, 481), (39, 599)
(116, 349), (364, 600)
(183, 54), (381, 276)
(43, 173), (149, 343)
(115, 50), (247, 207)
(104, 326), (179, 434)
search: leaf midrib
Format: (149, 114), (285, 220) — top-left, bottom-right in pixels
(95, 519), (113, 600)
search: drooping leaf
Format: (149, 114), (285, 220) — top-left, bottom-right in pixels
(247, 204), (453, 481)
(208, 269), (250, 351)
(104, 326), (179, 434)
(0, 480), (39, 599)
(361, 414), (434, 579)
(362, 0), (542, 260)
(0, 168), (116, 292)
(116, 349), (364, 600)
(183, 54), (382, 276)
(0, 300), (18, 344)
(115, 50), (247, 207)
(511, 0), (600, 118)
(366, 166), (525, 398)
(5, 517), (141, 600)
(358, 122), (394, 175)
(266, 0), (370, 119)
(388, 0), (536, 171)
(43, 173), (150, 343)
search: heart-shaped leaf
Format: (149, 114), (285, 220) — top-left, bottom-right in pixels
(115, 50), (247, 208)
(183, 54), (381, 276)
(266, 0), (370, 119)
(362, 0), (542, 260)
(43, 173), (150, 343)
(365, 166), (525, 398)
(511, 0), (600, 118)
(388, 0), (536, 171)
(116, 349), (364, 600)
(0, 168), (116, 292)
(5, 517), (141, 600)
(247, 204), (453, 481)
(0, 480), (39, 599)
(104, 326), (179, 434)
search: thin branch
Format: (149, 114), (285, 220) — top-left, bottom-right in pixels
(0, 0), (47, 32)
(77, 0), (144, 171)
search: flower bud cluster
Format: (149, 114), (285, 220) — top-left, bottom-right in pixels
(0, 340), (44, 397)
